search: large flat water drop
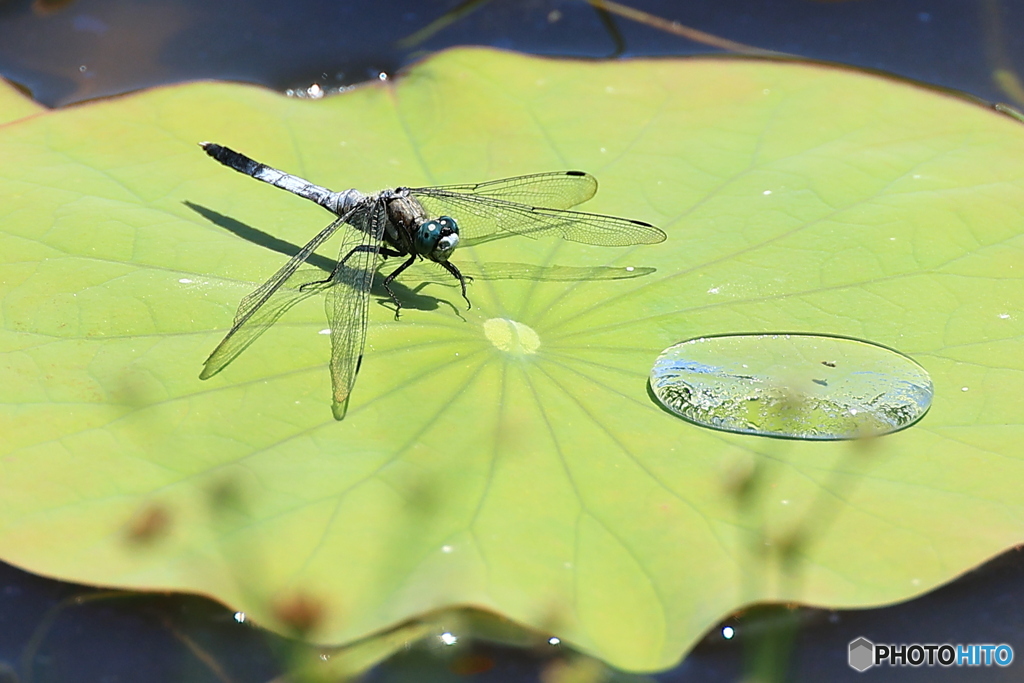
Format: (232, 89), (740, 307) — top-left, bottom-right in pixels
(650, 334), (933, 440)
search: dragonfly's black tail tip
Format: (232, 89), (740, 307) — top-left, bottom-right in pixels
(200, 142), (262, 177)
(200, 141), (230, 160)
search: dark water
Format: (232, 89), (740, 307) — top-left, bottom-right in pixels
(0, 0), (1022, 107)
(1, 0), (1023, 681)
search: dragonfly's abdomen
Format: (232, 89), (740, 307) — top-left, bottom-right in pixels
(326, 188), (366, 215)
(200, 142), (366, 216)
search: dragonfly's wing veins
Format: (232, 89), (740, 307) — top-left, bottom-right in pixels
(461, 262), (657, 281)
(326, 200), (385, 419)
(410, 191), (666, 247)
(200, 269), (331, 379)
(415, 171), (597, 209)
(201, 208), (359, 380)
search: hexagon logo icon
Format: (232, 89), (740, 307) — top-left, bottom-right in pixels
(849, 637), (875, 672)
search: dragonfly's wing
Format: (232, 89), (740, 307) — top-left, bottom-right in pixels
(462, 262), (656, 281)
(200, 268), (330, 379)
(410, 190), (666, 247)
(201, 207), (359, 380)
(326, 200), (385, 420)
(411, 260), (655, 284)
(414, 171), (597, 209)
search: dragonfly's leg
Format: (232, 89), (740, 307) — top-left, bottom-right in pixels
(382, 254), (417, 319)
(299, 244), (379, 292)
(378, 247), (405, 259)
(441, 261), (472, 310)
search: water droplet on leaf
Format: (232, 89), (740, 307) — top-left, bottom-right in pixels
(484, 318), (540, 355)
(650, 334), (932, 440)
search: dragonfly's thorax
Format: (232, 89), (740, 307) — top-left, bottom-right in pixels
(380, 194), (425, 253)
(379, 194), (461, 263)
(385, 194), (428, 239)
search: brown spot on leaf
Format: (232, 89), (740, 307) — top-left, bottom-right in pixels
(273, 592), (326, 636)
(124, 504), (171, 545)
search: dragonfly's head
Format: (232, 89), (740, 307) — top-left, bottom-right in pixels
(415, 215), (460, 262)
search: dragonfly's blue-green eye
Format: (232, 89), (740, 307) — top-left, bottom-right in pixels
(414, 215), (460, 261)
(435, 216), (458, 233)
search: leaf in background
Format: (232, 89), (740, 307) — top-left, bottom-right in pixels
(1, 48), (1024, 671)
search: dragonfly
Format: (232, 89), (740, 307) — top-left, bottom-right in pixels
(198, 142), (666, 419)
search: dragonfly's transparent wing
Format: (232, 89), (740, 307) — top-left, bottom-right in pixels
(410, 190), (666, 247)
(326, 200), (385, 420)
(463, 262), (656, 281)
(201, 207), (359, 380)
(411, 261), (655, 284)
(414, 171), (597, 209)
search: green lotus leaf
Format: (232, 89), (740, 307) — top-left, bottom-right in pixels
(2, 48), (1024, 671)
(0, 77), (44, 124)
